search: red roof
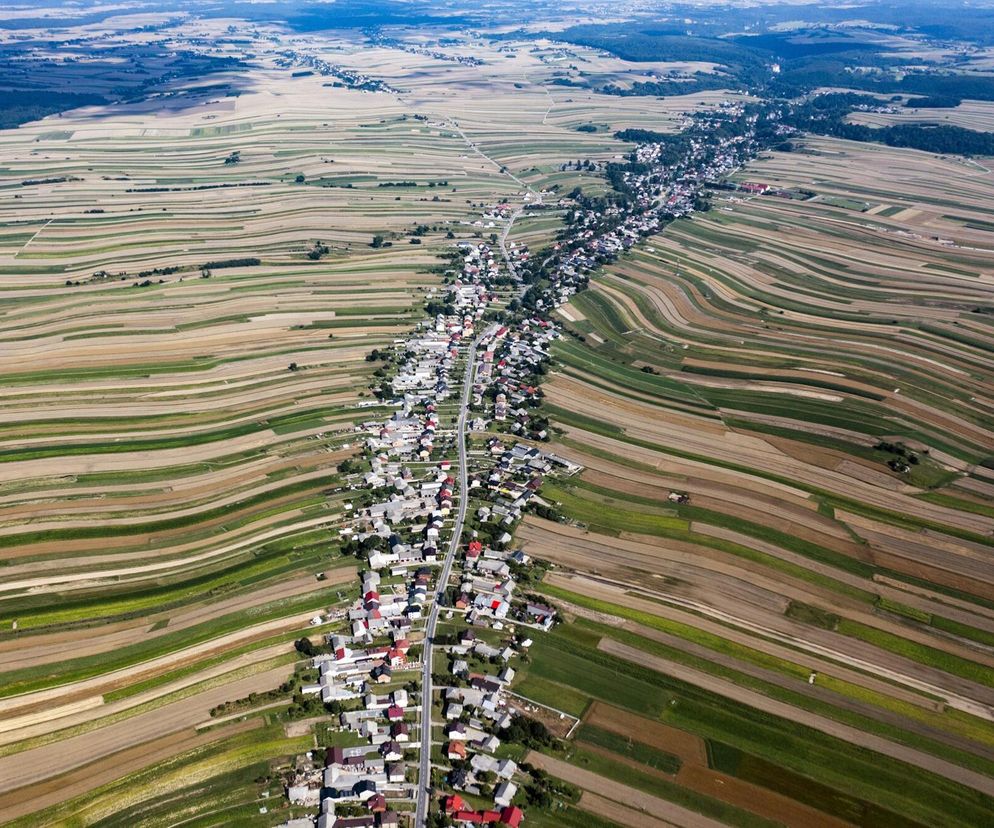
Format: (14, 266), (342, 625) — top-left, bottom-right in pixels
(387, 705), (404, 720)
(443, 794), (466, 814)
(500, 806), (524, 827)
(452, 811), (501, 825)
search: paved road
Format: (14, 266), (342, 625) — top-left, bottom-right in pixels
(498, 204), (525, 282)
(414, 339), (477, 828)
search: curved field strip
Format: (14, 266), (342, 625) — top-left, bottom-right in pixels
(0, 44), (525, 824)
(517, 135), (994, 828)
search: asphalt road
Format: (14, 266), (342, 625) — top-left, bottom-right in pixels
(414, 339), (477, 828)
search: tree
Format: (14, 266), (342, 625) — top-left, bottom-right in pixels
(294, 637), (319, 657)
(295, 173), (306, 183)
(371, 234), (385, 248)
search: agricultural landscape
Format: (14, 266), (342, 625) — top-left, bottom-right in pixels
(2, 1), (994, 827)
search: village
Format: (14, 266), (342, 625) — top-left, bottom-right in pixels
(277, 220), (585, 828)
(275, 95), (782, 828)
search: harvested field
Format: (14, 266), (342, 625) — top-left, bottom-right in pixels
(584, 701), (708, 766)
(525, 750), (727, 828)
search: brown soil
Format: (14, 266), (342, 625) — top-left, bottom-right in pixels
(584, 701), (707, 766)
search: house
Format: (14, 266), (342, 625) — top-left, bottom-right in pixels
(499, 806), (525, 827)
(447, 721), (467, 740)
(371, 664), (392, 684)
(447, 740), (467, 760)
(366, 793), (387, 813)
(496, 759), (518, 780)
(353, 779), (378, 801)
(448, 766), (469, 789)
(287, 785), (319, 806)
(494, 781), (518, 808)
(379, 812), (400, 828)
(391, 721), (410, 742)
(452, 811), (501, 825)
(335, 818), (376, 828)
(477, 734), (500, 753)
(385, 762), (406, 783)
(443, 793), (467, 813)
(380, 741), (403, 761)
(386, 705), (405, 722)
(325, 746), (347, 766)
(469, 676), (500, 694)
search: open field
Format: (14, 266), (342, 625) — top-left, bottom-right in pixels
(4, 6), (994, 827)
(512, 133), (994, 827)
(0, 15), (755, 826)
(848, 100), (994, 134)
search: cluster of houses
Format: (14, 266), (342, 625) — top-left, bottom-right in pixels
(289, 569), (420, 826)
(370, 34), (485, 66)
(441, 795), (524, 828)
(458, 240), (508, 281)
(478, 319), (556, 439)
(282, 255), (518, 825)
(275, 49), (396, 93)
(281, 101), (779, 821)
(525, 102), (779, 319)
(264, 26), (800, 828)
